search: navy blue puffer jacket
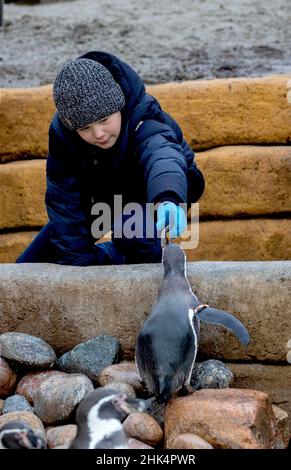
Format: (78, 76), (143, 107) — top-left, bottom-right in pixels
(46, 51), (205, 265)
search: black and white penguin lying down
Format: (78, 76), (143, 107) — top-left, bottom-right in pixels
(70, 388), (146, 449)
(0, 421), (46, 449)
(0, 390), (145, 450)
(136, 242), (251, 403)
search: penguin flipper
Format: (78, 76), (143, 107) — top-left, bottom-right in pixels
(195, 307), (251, 346)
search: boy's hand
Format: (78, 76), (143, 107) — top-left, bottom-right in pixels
(156, 201), (187, 238)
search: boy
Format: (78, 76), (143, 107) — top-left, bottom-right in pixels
(17, 51), (204, 266)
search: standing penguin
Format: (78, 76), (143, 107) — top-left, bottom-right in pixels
(69, 388), (146, 449)
(0, 421), (46, 449)
(135, 236), (250, 404)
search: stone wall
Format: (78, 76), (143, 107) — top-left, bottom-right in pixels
(0, 75), (290, 262)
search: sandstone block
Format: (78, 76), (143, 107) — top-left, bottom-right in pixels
(151, 75), (291, 149)
(0, 232), (39, 263)
(2, 76), (291, 162)
(0, 160), (47, 229)
(196, 145), (291, 217)
(0, 85), (55, 163)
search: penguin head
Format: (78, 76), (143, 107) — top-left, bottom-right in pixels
(76, 388), (146, 426)
(162, 243), (186, 277)
(0, 421), (46, 449)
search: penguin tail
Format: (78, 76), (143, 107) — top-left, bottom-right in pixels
(155, 376), (173, 404)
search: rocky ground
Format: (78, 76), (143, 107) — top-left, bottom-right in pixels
(1, 0), (291, 88)
(0, 332), (289, 449)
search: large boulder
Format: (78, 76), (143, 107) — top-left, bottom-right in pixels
(164, 389), (284, 449)
(0, 261), (290, 362)
(227, 363), (291, 431)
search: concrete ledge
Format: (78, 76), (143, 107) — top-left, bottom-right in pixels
(1, 75), (291, 162)
(0, 262), (290, 362)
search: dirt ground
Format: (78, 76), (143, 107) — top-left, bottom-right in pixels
(1, 0), (291, 88)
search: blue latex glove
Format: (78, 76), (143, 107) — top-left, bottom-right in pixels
(156, 201), (187, 238)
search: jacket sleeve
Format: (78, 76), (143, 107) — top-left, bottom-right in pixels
(132, 119), (188, 205)
(46, 124), (99, 266)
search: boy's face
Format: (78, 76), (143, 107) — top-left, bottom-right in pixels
(76, 111), (122, 148)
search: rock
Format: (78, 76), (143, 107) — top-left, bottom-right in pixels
(16, 370), (67, 404)
(272, 405), (290, 448)
(196, 145), (291, 218)
(102, 381), (136, 398)
(99, 362), (144, 393)
(0, 160), (47, 230)
(0, 332), (56, 369)
(58, 335), (119, 384)
(0, 232), (39, 263)
(0, 262), (290, 362)
(2, 395), (33, 414)
(46, 424), (77, 449)
(123, 412), (163, 447)
(33, 373), (94, 425)
(0, 356), (18, 397)
(164, 389), (285, 449)
(191, 360), (234, 390)
(146, 399), (165, 427)
(170, 433), (214, 449)
(227, 363), (291, 432)
(127, 438), (153, 449)
(0, 411), (46, 443)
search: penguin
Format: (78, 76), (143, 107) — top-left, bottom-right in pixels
(69, 388), (146, 449)
(135, 232), (250, 404)
(0, 421), (46, 449)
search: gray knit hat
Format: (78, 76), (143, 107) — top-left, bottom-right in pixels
(53, 58), (126, 130)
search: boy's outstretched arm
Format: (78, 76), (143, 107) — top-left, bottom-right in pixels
(133, 118), (188, 206)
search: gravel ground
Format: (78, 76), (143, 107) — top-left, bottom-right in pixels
(1, 0), (291, 87)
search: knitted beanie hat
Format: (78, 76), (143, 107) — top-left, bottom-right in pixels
(53, 58), (126, 130)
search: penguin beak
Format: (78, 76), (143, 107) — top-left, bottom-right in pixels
(112, 394), (146, 415)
